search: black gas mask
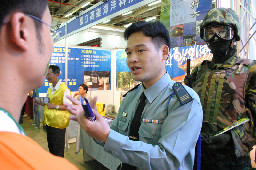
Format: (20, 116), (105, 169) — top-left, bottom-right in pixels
(202, 24), (235, 61)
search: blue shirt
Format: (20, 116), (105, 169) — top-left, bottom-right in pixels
(104, 73), (203, 170)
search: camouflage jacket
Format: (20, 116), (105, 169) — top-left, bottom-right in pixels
(185, 55), (256, 157)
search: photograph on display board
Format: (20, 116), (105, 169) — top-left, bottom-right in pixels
(170, 37), (184, 48)
(116, 72), (140, 91)
(164, 0), (212, 82)
(183, 22), (196, 36)
(116, 50), (139, 92)
(170, 24), (183, 37)
(183, 35), (196, 46)
(84, 71), (110, 91)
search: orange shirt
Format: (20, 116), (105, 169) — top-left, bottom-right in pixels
(0, 132), (77, 170)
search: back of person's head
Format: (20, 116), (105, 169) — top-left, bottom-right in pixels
(49, 65), (60, 74)
(0, 0), (48, 31)
(124, 21), (171, 50)
(80, 84), (88, 92)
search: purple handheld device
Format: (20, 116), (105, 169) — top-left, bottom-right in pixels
(80, 96), (96, 121)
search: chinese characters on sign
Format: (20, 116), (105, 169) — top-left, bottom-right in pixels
(64, 0), (148, 38)
(166, 45), (212, 81)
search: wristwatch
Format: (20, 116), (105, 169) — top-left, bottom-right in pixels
(56, 105), (60, 110)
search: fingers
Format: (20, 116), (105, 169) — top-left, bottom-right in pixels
(67, 95), (80, 105)
(66, 105), (78, 116)
(69, 115), (78, 121)
(93, 109), (103, 120)
(64, 102), (73, 108)
(90, 96), (98, 109)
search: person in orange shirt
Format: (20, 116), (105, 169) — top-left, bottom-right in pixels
(0, 0), (77, 169)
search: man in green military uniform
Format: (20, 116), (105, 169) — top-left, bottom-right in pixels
(185, 8), (256, 169)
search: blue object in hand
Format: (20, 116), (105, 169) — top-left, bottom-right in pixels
(80, 96), (96, 121)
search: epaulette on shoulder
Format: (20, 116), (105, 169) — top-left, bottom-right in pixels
(123, 84), (141, 97)
(172, 82), (192, 105)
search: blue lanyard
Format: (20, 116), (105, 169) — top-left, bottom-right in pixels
(166, 91), (175, 116)
(166, 92), (201, 170)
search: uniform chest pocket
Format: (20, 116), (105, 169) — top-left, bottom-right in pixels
(118, 117), (130, 132)
(139, 122), (163, 143)
(138, 106), (167, 142)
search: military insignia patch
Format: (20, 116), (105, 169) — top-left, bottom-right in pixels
(172, 82), (193, 105)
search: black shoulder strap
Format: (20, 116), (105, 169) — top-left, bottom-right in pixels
(172, 82), (192, 105)
(123, 83), (141, 97)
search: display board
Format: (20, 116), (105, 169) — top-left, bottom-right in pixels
(116, 49), (137, 91)
(169, 0), (212, 48)
(167, 0), (212, 82)
(166, 45), (212, 81)
(38, 46), (111, 93)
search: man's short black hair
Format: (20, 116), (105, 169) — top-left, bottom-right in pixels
(49, 65), (60, 74)
(124, 21), (171, 50)
(80, 84), (88, 92)
(0, 0), (48, 30)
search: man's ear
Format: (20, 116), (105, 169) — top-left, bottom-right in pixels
(162, 45), (169, 61)
(9, 12), (29, 51)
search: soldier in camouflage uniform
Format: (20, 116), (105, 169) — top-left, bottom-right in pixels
(185, 8), (256, 170)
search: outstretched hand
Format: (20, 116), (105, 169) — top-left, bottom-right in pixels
(64, 95), (111, 143)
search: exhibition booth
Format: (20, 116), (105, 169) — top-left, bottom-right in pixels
(31, 0), (256, 168)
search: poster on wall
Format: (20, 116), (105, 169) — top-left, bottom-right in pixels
(70, 48), (111, 91)
(166, 44), (212, 82)
(169, 0), (212, 48)
(38, 46), (111, 93)
(165, 0), (212, 82)
(116, 50), (139, 91)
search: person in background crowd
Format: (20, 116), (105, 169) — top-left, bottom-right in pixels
(43, 64), (72, 157)
(25, 90), (34, 118)
(65, 21), (203, 169)
(185, 8), (256, 170)
(0, 0), (77, 169)
(19, 90), (34, 124)
(19, 102), (26, 124)
(72, 83), (91, 154)
(73, 84), (90, 101)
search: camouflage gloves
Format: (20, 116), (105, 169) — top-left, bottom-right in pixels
(201, 133), (231, 150)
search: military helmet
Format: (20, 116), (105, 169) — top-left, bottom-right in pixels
(200, 8), (240, 41)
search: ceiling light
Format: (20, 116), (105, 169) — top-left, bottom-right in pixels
(145, 16), (156, 22)
(122, 11), (132, 15)
(92, 25), (125, 32)
(103, 19), (110, 23)
(65, 12), (73, 18)
(124, 23), (132, 28)
(81, 2), (90, 8)
(148, 0), (161, 6)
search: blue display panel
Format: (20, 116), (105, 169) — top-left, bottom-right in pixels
(116, 50), (130, 72)
(38, 47), (111, 93)
(166, 45), (212, 81)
